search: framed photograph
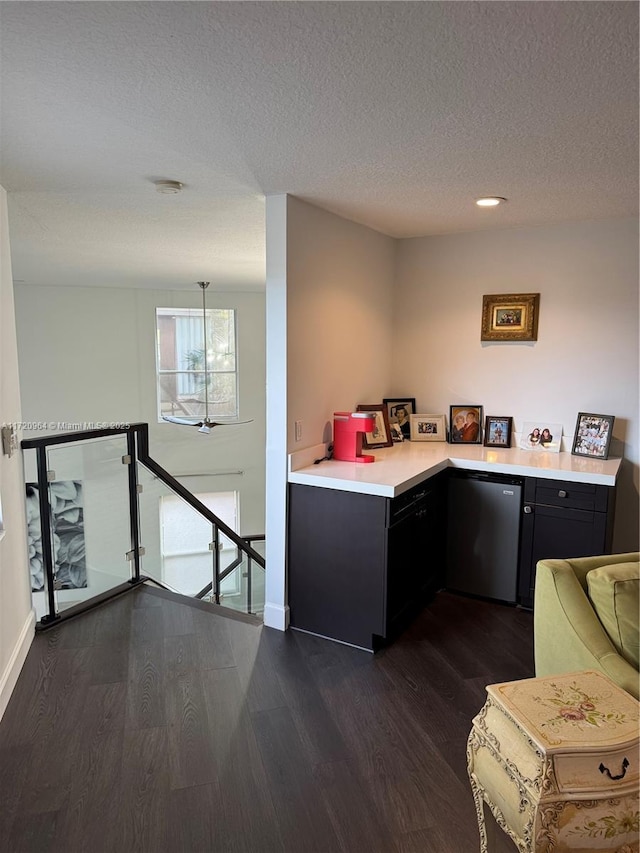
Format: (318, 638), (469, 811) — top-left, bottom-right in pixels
(481, 293), (540, 341)
(571, 412), (615, 460)
(410, 414), (446, 442)
(449, 405), (483, 444)
(484, 416), (513, 448)
(519, 421), (563, 453)
(356, 404), (393, 448)
(383, 397), (416, 439)
(390, 422), (405, 442)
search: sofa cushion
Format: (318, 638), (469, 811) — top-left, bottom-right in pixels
(587, 562), (639, 670)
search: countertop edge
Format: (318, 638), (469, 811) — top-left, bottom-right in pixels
(288, 446), (621, 496)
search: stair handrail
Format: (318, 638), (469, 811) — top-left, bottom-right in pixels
(133, 423), (265, 568)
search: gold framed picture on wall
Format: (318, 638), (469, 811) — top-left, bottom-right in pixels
(481, 293), (540, 341)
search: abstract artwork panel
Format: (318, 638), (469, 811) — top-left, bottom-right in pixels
(26, 480), (87, 592)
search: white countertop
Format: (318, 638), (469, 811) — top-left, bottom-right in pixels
(288, 441), (622, 497)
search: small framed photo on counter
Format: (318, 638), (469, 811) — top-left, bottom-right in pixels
(449, 405), (483, 444)
(571, 412), (614, 460)
(519, 422), (562, 453)
(410, 414), (446, 442)
(383, 397), (416, 440)
(484, 416), (513, 448)
(356, 404), (393, 449)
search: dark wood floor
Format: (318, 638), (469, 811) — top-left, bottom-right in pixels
(0, 586), (534, 853)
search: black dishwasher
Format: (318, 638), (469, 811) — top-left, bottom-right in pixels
(446, 470), (523, 603)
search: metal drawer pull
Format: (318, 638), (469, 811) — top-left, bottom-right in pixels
(599, 757), (629, 780)
(523, 505), (533, 514)
(558, 490), (567, 498)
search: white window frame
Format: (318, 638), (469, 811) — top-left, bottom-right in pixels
(155, 307), (238, 423)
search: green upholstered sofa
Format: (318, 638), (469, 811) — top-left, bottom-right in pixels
(534, 552), (639, 700)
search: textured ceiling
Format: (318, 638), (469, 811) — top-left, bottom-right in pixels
(0, 1), (637, 290)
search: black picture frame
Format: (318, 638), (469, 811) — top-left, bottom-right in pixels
(483, 416), (513, 448)
(571, 412), (615, 460)
(383, 397), (416, 439)
(449, 405), (483, 444)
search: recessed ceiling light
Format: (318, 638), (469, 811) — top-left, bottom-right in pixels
(154, 180), (183, 194)
(475, 197), (507, 207)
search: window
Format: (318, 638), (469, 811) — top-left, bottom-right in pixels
(156, 307), (237, 421)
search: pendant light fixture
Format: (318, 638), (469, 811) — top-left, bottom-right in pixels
(162, 281), (252, 434)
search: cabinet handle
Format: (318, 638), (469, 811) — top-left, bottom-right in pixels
(558, 489), (567, 498)
(523, 505), (533, 514)
(599, 757), (629, 781)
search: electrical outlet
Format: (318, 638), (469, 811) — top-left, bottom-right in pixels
(295, 420), (303, 442)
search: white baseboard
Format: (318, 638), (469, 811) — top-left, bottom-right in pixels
(263, 602), (290, 631)
(0, 608), (35, 723)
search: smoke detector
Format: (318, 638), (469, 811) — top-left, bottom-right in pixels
(154, 180), (183, 194)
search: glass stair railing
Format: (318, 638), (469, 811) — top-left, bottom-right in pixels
(196, 535), (265, 616)
(21, 423), (265, 628)
(23, 431), (138, 623)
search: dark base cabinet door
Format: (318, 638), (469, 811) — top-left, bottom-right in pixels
(518, 478), (615, 609)
(386, 482), (445, 641)
(288, 484), (388, 649)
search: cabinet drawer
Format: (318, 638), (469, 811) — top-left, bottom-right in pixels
(531, 478), (609, 512)
(553, 742), (639, 793)
(390, 470), (446, 524)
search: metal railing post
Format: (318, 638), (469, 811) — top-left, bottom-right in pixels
(35, 445), (58, 624)
(127, 429), (142, 583)
(212, 525), (220, 604)
(246, 553), (253, 614)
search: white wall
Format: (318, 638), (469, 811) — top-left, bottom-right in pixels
(14, 284), (266, 555)
(264, 195), (289, 630)
(264, 195), (396, 629)
(0, 186), (35, 721)
(286, 197), (397, 450)
(392, 217), (639, 551)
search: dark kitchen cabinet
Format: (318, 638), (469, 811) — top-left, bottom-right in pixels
(517, 477), (616, 608)
(386, 477), (446, 638)
(288, 472), (446, 650)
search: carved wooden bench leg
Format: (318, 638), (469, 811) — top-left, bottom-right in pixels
(468, 770), (489, 853)
(482, 799), (500, 851)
